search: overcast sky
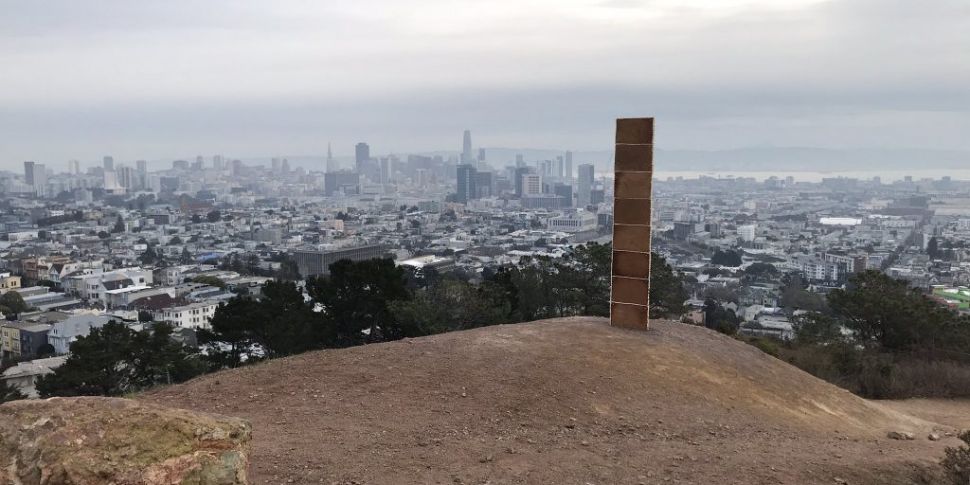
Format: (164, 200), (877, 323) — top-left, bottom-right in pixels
(1, 0), (968, 168)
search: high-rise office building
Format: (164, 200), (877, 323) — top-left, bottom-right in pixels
(478, 148), (486, 162)
(32, 163), (47, 196)
(326, 143), (337, 173)
(475, 171), (493, 198)
(24, 161), (47, 195)
(456, 164), (477, 203)
(521, 173), (542, 197)
(103, 169), (119, 191)
(355, 142), (370, 172)
(213, 155), (224, 170)
(103, 156), (114, 171)
(564, 151), (573, 180)
(554, 183), (573, 207)
(514, 166), (532, 197)
(324, 171), (360, 196)
(461, 130), (473, 164)
(577, 164), (595, 207)
(24, 161), (36, 185)
(68, 159), (81, 175)
(555, 156), (564, 178)
(118, 166), (136, 191)
(380, 157), (392, 185)
(136, 160), (148, 190)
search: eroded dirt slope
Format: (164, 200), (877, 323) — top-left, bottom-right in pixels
(144, 318), (969, 484)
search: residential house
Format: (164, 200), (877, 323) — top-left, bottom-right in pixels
(0, 272), (21, 294)
(1, 356), (68, 398)
(47, 314), (115, 354)
(153, 301), (219, 329)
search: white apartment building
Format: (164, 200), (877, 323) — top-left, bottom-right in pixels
(153, 301), (219, 330)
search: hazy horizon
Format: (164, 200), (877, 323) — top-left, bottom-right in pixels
(2, 0), (968, 168)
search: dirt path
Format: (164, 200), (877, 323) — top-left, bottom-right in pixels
(882, 398), (970, 430)
(144, 318), (970, 484)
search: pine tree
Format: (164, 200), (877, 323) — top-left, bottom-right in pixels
(0, 380), (26, 403)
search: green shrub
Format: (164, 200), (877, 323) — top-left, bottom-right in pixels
(942, 431), (970, 485)
(748, 338), (780, 358)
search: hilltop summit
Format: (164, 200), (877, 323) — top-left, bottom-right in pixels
(144, 317), (968, 484)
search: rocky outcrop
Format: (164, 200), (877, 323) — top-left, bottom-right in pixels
(0, 397), (251, 485)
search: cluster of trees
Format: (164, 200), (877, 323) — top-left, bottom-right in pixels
(710, 249), (743, 267)
(186, 275), (227, 289)
(35, 210), (85, 227)
(189, 210), (225, 224)
(200, 243), (687, 367)
(783, 271), (970, 399)
(33, 244), (690, 397)
(927, 236), (966, 262)
(702, 299), (741, 335)
(796, 271), (970, 354)
(0, 380), (25, 403)
(36, 322), (204, 397)
(0, 292), (29, 318)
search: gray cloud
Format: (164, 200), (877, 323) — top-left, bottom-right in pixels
(0, 0), (967, 167)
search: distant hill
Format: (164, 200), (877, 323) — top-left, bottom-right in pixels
(144, 317), (967, 484)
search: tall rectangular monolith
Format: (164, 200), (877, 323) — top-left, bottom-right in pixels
(610, 118), (653, 330)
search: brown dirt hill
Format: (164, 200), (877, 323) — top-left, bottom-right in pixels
(143, 317), (970, 484)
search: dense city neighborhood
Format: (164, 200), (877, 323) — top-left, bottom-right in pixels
(3, 140), (970, 398)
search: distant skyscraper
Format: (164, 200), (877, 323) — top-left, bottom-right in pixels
(577, 163), (595, 207)
(271, 157), (281, 173)
(324, 171), (360, 196)
(514, 166), (532, 197)
(103, 169), (119, 191)
(194, 155), (205, 170)
(555, 156), (564, 178)
(478, 148), (486, 162)
(554, 183), (573, 207)
(462, 130), (473, 164)
(380, 157), (392, 185)
(213, 155), (224, 170)
(355, 142), (370, 172)
(103, 156), (114, 171)
(118, 166), (136, 191)
(564, 151), (573, 180)
(326, 143), (337, 173)
(135, 160), (148, 190)
(515, 154), (524, 166)
(27, 162), (47, 196)
(24, 161), (35, 185)
(68, 159), (81, 175)
(521, 173), (542, 197)
(475, 171), (493, 198)
(456, 164), (477, 203)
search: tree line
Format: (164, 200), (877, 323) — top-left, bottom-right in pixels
(27, 243), (689, 398)
(772, 270), (970, 399)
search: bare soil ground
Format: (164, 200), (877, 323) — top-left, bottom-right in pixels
(143, 318), (970, 485)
